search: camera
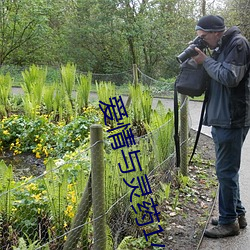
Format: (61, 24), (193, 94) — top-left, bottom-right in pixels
(176, 36), (208, 64)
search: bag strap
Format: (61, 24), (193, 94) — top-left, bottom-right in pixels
(188, 91), (208, 164)
(174, 80), (180, 168)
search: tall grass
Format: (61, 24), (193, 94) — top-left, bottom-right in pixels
(129, 84), (152, 124)
(61, 63), (76, 103)
(76, 72), (92, 112)
(21, 65), (47, 118)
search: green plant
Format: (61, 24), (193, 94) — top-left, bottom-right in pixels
(128, 83), (153, 135)
(12, 176), (49, 241)
(160, 182), (171, 201)
(51, 81), (74, 122)
(21, 65), (47, 118)
(0, 161), (15, 222)
(0, 108), (100, 158)
(43, 84), (56, 114)
(0, 73), (12, 117)
(178, 173), (191, 189)
(96, 81), (116, 103)
(13, 233), (49, 250)
(96, 81), (117, 127)
(117, 234), (165, 249)
(76, 72), (92, 111)
(42, 159), (69, 245)
(60, 62), (76, 102)
(145, 100), (174, 164)
(172, 190), (180, 210)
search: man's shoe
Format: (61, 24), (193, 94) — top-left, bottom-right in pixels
(238, 215), (248, 228)
(211, 214), (247, 229)
(204, 222), (240, 238)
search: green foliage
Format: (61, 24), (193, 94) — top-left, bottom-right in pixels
(97, 81), (117, 127)
(0, 0), (228, 77)
(0, 108), (100, 158)
(43, 159), (68, 230)
(172, 189), (180, 210)
(145, 100), (174, 164)
(12, 176), (48, 240)
(76, 72), (92, 111)
(117, 234), (165, 250)
(0, 73), (12, 117)
(178, 172), (192, 189)
(0, 0), (52, 65)
(43, 85), (56, 113)
(21, 65), (47, 118)
(13, 235), (47, 250)
(61, 63), (76, 101)
(0, 161), (14, 222)
(129, 84), (153, 125)
(158, 182), (171, 202)
(96, 81), (116, 103)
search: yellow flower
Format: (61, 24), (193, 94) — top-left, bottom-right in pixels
(26, 183), (37, 191)
(14, 149), (22, 155)
(71, 195), (76, 204)
(42, 147), (49, 157)
(3, 130), (9, 135)
(12, 207), (17, 212)
(36, 152), (41, 159)
(65, 205), (74, 218)
(32, 193), (42, 201)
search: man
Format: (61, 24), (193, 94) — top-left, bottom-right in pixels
(192, 15), (250, 238)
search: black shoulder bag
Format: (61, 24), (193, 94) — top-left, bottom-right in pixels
(175, 58), (208, 97)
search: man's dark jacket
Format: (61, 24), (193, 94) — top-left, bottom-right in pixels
(203, 26), (250, 128)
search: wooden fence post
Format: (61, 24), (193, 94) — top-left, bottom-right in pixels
(133, 63), (138, 86)
(91, 124), (106, 250)
(126, 64), (138, 108)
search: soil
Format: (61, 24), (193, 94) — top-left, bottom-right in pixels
(0, 152), (45, 180)
(160, 130), (217, 250)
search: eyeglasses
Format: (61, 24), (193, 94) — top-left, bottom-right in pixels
(198, 32), (214, 40)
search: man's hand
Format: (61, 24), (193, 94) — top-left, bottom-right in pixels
(192, 47), (207, 64)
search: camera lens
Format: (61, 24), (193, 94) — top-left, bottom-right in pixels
(176, 36), (208, 63)
(176, 45), (198, 63)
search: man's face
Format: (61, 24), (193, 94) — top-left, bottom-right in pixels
(196, 30), (221, 49)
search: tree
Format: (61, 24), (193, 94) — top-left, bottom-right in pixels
(220, 0), (250, 39)
(0, 0), (48, 65)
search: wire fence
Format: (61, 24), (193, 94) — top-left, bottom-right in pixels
(0, 66), (190, 249)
